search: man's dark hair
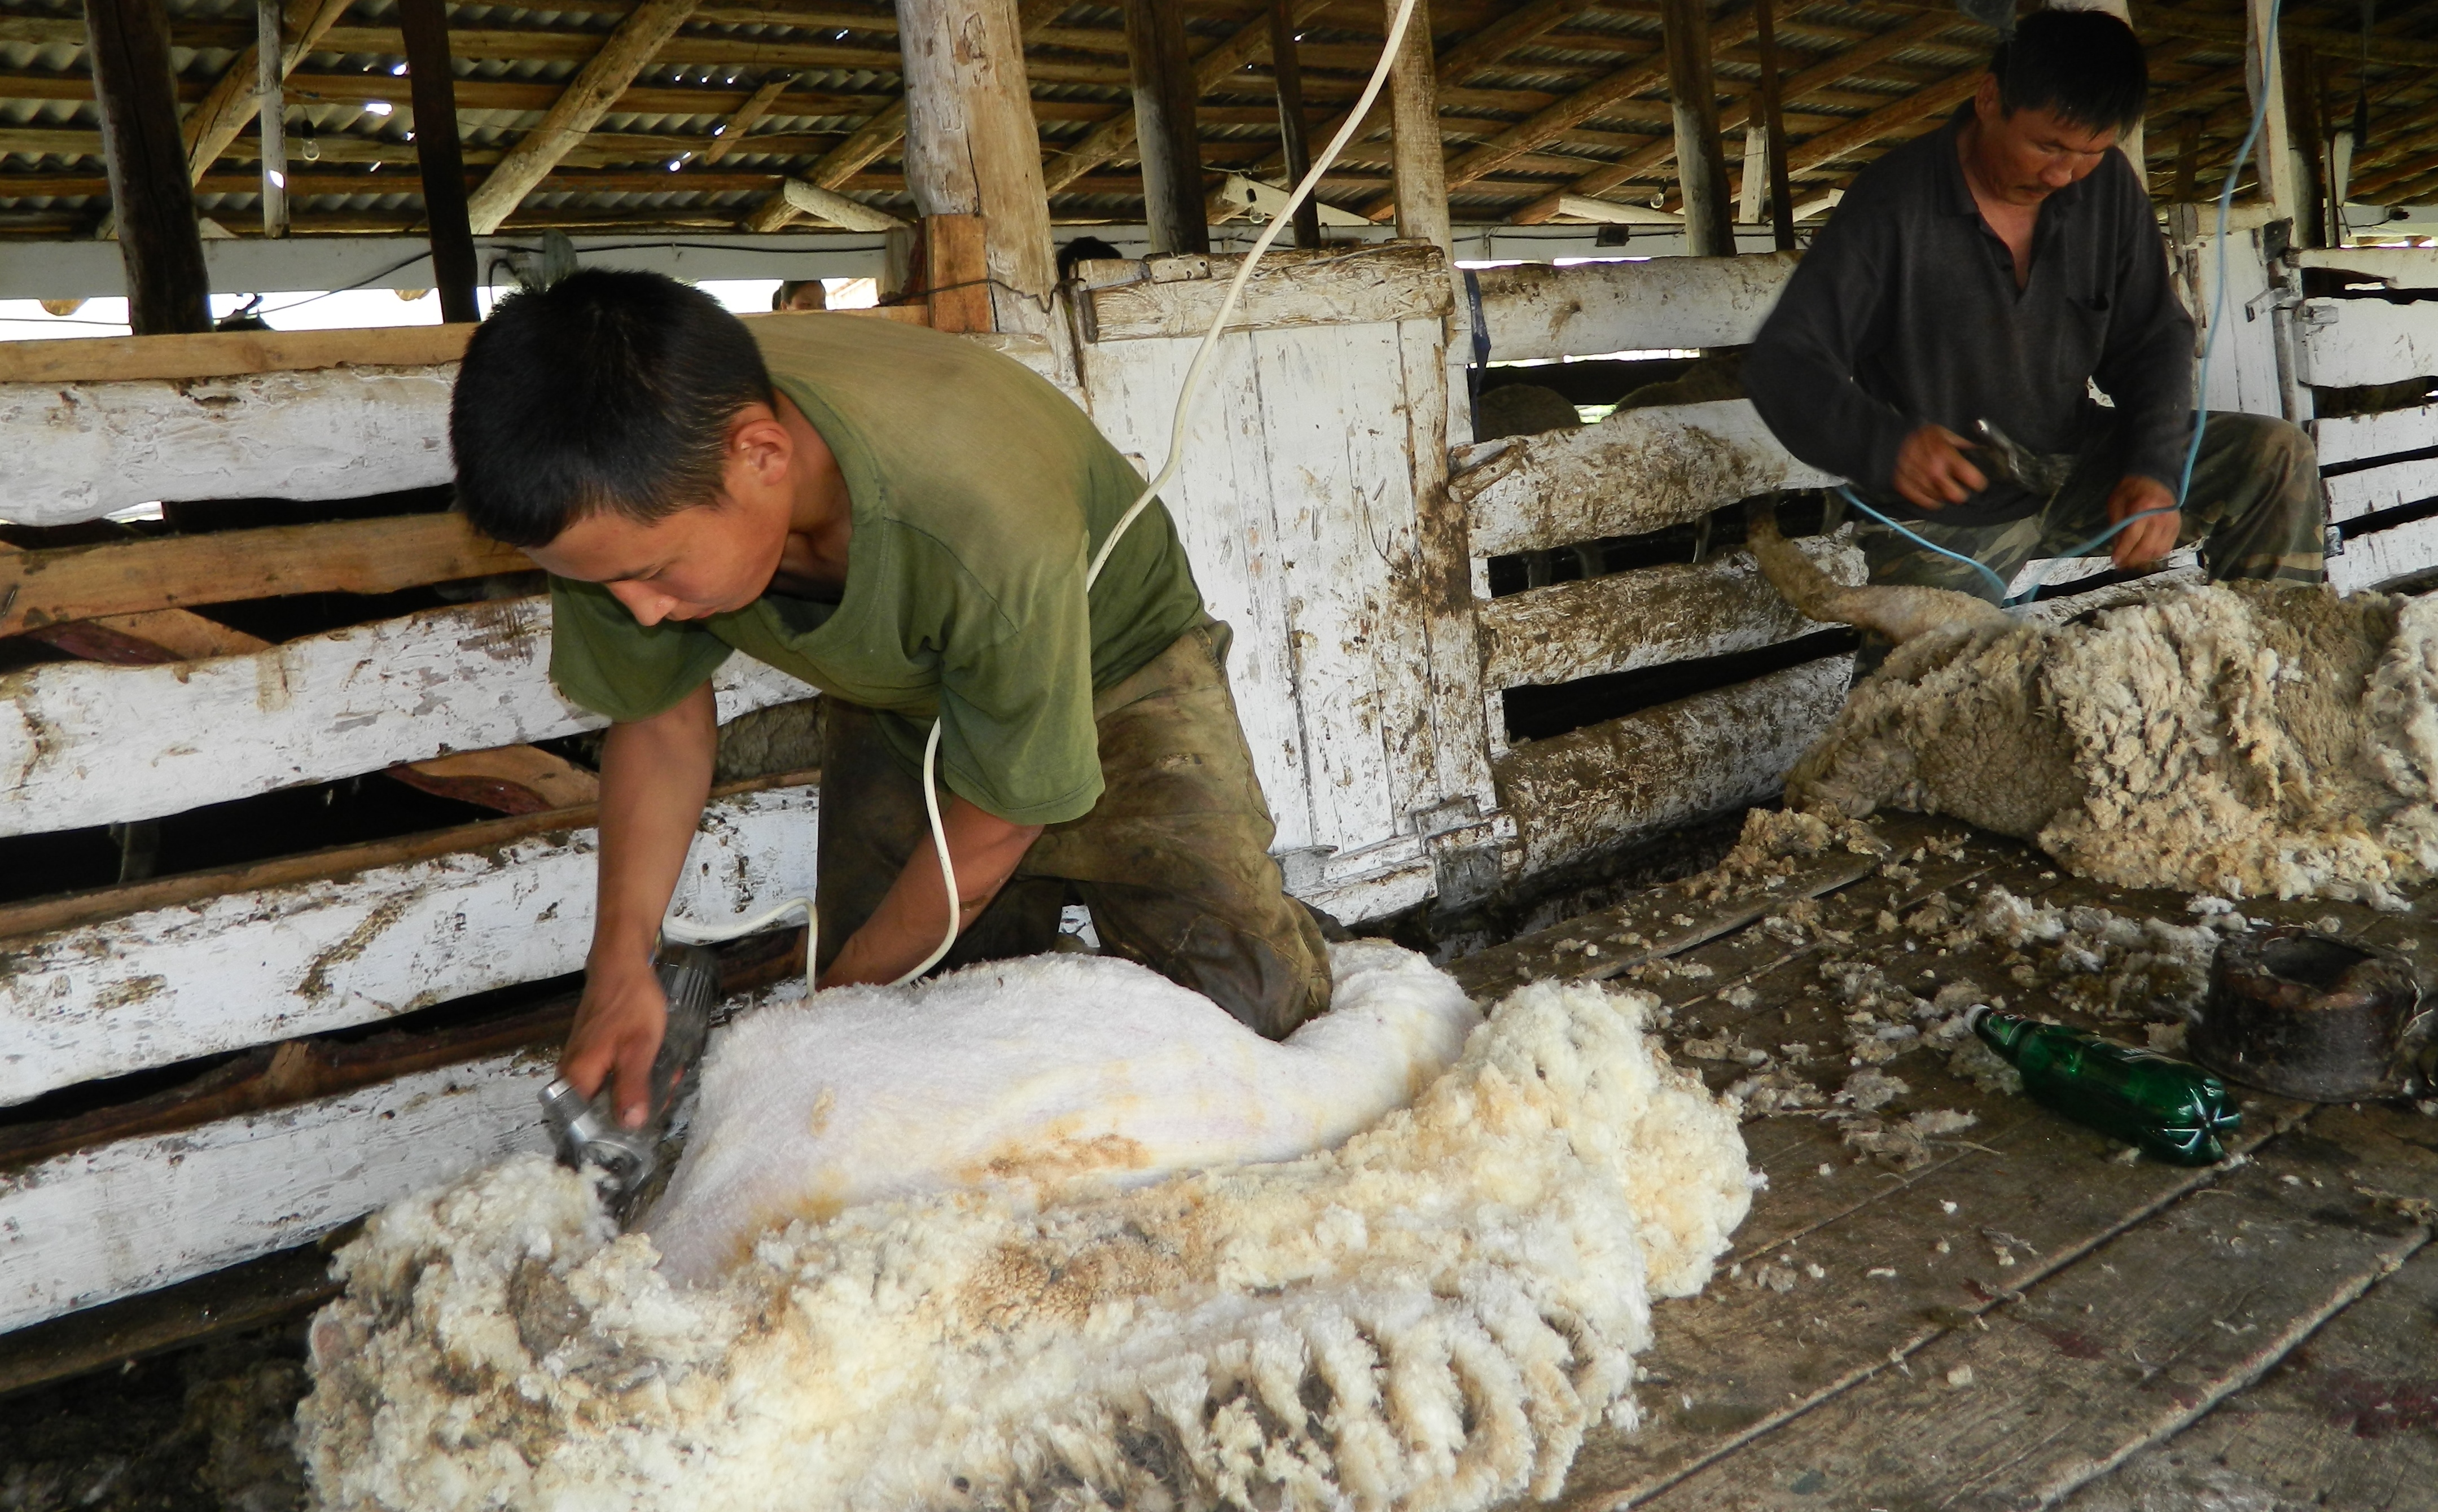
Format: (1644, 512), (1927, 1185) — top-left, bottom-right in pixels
(1988, 8), (2148, 136)
(451, 268), (776, 548)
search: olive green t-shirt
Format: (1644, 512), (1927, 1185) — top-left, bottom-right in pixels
(546, 315), (1207, 826)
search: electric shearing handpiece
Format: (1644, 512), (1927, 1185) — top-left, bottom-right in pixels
(538, 941), (719, 1217)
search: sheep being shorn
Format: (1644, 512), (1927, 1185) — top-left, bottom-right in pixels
(1746, 501), (2438, 904)
(297, 945), (1753, 1512)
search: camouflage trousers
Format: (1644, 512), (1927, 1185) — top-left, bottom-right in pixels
(815, 621), (1334, 1040)
(1855, 410), (2326, 600)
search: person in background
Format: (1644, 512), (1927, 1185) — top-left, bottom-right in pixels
(773, 279), (829, 312)
(1744, 8), (2323, 668)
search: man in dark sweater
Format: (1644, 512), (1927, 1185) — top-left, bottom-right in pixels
(1746, 8), (2323, 636)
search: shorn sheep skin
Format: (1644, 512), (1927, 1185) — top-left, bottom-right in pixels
(297, 944), (1753, 1512)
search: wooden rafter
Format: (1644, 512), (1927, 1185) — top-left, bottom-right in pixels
(1040, 0), (1331, 194)
(1513, 7), (1963, 222)
(740, 0), (1069, 234)
(697, 72), (795, 165)
(178, 0), (351, 182)
(463, 0), (704, 235)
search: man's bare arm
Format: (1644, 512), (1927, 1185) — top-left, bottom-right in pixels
(822, 797), (1042, 987)
(560, 681), (718, 1126)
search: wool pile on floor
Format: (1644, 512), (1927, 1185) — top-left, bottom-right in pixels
(1787, 582), (2438, 905)
(297, 943), (1755, 1512)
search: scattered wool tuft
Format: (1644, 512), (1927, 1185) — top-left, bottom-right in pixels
(297, 948), (1752, 1512)
(1779, 576), (2438, 905)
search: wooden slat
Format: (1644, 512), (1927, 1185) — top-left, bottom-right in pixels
(1494, 656), (1849, 874)
(2331, 512), (2438, 593)
(2062, 1208), (2438, 1510)
(0, 1053), (551, 1334)
(1634, 1121), (2434, 1509)
(2291, 246), (2438, 290)
(1471, 253), (1799, 361)
(1447, 839), (1875, 1000)
(0, 362), (460, 526)
(2295, 297), (2438, 389)
(0, 540), (596, 818)
(1454, 398), (1837, 558)
(1479, 535), (1861, 691)
(0, 323), (473, 384)
(0, 785), (815, 1107)
(0, 597), (815, 836)
(0, 766), (814, 945)
(1081, 242), (1452, 341)
(0, 513), (530, 636)
(2313, 402), (2438, 466)
(2325, 455), (2438, 523)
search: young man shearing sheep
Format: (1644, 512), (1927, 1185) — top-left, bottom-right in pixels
(451, 269), (1332, 1128)
(1746, 8), (2325, 668)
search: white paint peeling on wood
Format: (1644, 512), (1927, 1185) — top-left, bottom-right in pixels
(1454, 399), (1836, 558)
(2331, 512), (2438, 594)
(2325, 456), (2438, 523)
(0, 597), (815, 837)
(1494, 656), (1851, 875)
(2313, 404), (2438, 466)
(1470, 253), (1799, 363)
(1082, 243), (1452, 343)
(0, 1053), (551, 1334)
(1074, 306), (1475, 864)
(1479, 536), (1862, 692)
(0, 787), (817, 1107)
(2295, 298), (2438, 390)
(0, 365), (458, 525)
(2289, 247), (2438, 290)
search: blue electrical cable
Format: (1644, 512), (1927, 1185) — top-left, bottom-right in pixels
(1840, 0), (2282, 612)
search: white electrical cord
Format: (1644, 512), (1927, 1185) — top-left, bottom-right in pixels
(670, 0), (1426, 992)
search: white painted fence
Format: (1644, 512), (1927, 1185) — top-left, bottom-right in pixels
(2299, 247), (2438, 595)
(19, 234), (2419, 1340)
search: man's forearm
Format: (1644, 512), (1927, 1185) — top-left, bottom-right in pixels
(822, 797), (1042, 987)
(593, 683), (720, 978)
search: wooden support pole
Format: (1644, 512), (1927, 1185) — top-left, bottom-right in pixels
(1383, 0), (1451, 253)
(84, 0), (210, 334)
(1753, 0), (1794, 251)
(898, 0), (1055, 331)
(1124, 0), (1209, 255)
(1268, 0), (1319, 248)
(1659, 0), (1734, 257)
(398, 0), (478, 323)
(2284, 44), (2327, 247)
(255, 0), (286, 238)
(2247, 0), (2303, 226)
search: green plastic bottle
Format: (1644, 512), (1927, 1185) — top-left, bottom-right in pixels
(1969, 1008), (2242, 1165)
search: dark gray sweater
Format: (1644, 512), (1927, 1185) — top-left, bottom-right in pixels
(1745, 108), (2194, 527)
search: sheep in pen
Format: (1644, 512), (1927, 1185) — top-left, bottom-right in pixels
(297, 943), (1755, 1511)
(1746, 501), (2438, 905)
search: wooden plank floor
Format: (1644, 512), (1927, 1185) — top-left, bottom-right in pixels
(1507, 816), (2438, 1512)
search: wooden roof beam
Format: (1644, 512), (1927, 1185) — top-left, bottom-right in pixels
(742, 0), (1067, 234)
(697, 71), (796, 165)
(178, 0), (352, 182)
(1510, 6), (1962, 223)
(1220, 0), (1593, 208)
(464, 0), (704, 235)
(1040, 0), (1330, 194)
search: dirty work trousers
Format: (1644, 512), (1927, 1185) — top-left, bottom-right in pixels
(1849, 411), (2326, 674)
(815, 621), (1333, 1040)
